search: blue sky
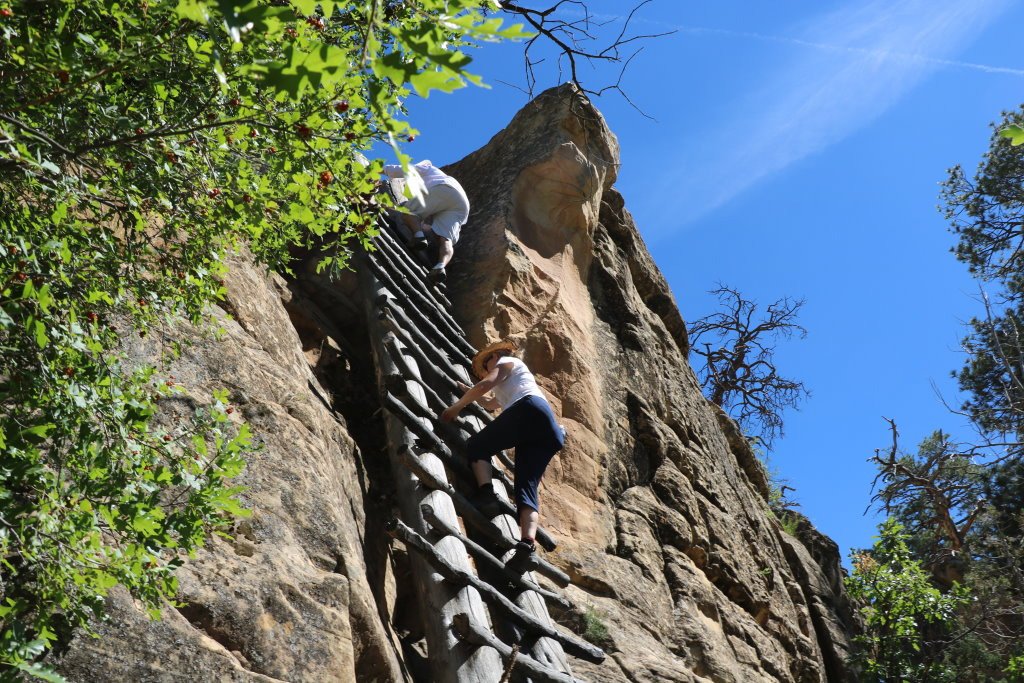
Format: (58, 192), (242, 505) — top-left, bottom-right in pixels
(394, 1), (1024, 562)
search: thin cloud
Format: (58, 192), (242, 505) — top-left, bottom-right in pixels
(638, 0), (1014, 234)
(669, 26), (1024, 79)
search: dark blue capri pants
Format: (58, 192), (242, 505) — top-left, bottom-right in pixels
(466, 394), (565, 512)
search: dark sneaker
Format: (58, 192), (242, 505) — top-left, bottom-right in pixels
(412, 234), (429, 250)
(428, 265), (446, 283)
(505, 540), (536, 574)
(471, 486), (502, 518)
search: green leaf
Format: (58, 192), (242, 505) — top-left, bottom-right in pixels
(34, 319), (48, 348)
(16, 661), (68, 682)
(1000, 124), (1024, 146)
(175, 0), (211, 22)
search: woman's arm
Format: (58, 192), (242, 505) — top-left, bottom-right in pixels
(440, 364), (511, 422)
(456, 381), (500, 411)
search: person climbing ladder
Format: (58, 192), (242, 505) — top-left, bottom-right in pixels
(440, 340), (566, 573)
(383, 159), (469, 284)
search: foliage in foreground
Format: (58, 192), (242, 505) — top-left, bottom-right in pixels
(846, 519), (971, 682)
(0, 0), (525, 675)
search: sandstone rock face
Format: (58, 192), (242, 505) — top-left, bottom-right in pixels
(55, 257), (408, 683)
(446, 84), (857, 682)
(55, 85), (856, 682)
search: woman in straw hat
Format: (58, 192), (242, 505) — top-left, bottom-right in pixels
(440, 340), (565, 572)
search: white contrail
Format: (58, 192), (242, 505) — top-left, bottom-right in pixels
(665, 25), (1024, 78)
(633, 0), (1015, 235)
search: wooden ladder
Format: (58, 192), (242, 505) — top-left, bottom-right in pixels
(356, 209), (604, 682)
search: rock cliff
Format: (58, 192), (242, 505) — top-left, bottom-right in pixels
(54, 85), (856, 682)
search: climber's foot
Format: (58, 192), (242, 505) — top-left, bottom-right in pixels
(428, 265), (446, 283)
(471, 485), (502, 518)
(505, 540), (536, 574)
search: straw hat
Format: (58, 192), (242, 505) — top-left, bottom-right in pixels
(471, 340), (517, 379)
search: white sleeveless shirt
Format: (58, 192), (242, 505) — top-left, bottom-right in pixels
(492, 357), (545, 409)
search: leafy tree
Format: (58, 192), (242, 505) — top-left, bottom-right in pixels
(688, 285), (809, 447)
(940, 105), (1024, 659)
(846, 518), (971, 683)
(854, 110), (1024, 682)
(0, 0), (529, 676)
(942, 107), (1024, 447)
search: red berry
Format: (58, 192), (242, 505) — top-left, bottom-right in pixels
(249, 128), (259, 138)
(163, 434), (172, 442)
(407, 135), (415, 143)
(226, 407), (235, 414)
(14, 272), (27, 282)
(284, 27), (297, 39)
(229, 97), (241, 108)
(306, 15), (324, 30)
(56, 70), (70, 84)
(295, 124), (312, 139)
(334, 100), (349, 114)
(267, 146), (277, 155)
(319, 170), (333, 185)
(86, 311), (98, 323)
(0, 9), (13, 18)
(63, 366), (74, 377)
(165, 150), (178, 164)
(124, 161), (134, 171)
(32, 276), (43, 286)
(208, 188), (221, 198)
(206, 112), (217, 122)
(242, 193), (252, 204)
(135, 127), (144, 135)
(7, 245), (17, 255)
(138, 298), (148, 307)
(344, 132), (355, 141)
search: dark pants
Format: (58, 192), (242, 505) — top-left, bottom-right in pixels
(466, 395), (565, 512)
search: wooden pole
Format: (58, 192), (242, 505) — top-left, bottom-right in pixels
(380, 319), (495, 425)
(358, 260), (504, 682)
(422, 505), (572, 610)
(369, 240), (476, 356)
(387, 519), (606, 664)
(367, 255), (475, 366)
(398, 445), (570, 587)
(451, 614), (586, 683)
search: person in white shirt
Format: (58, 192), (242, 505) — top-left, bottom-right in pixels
(440, 340), (566, 572)
(383, 160), (469, 283)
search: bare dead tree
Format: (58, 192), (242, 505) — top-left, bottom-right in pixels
(687, 285), (808, 448)
(500, 1), (675, 115)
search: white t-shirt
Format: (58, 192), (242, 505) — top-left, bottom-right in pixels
(384, 160), (463, 191)
(492, 357), (546, 409)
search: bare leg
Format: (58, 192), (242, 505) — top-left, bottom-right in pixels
(471, 459), (493, 488)
(519, 507), (539, 543)
(435, 237), (454, 267)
